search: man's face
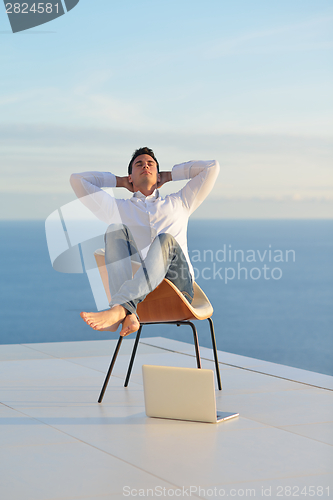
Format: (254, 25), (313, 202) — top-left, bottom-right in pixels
(128, 154), (160, 192)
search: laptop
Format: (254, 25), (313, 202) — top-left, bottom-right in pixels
(142, 365), (239, 424)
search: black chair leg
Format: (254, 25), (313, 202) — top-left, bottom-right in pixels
(186, 321), (202, 369)
(98, 336), (123, 403)
(207, 317), (222, 390)
(124, 325), (143, 387)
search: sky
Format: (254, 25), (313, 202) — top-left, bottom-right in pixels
(0, 0), (332, 219)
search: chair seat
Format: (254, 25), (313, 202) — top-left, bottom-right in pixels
(137, 279), (213, 323)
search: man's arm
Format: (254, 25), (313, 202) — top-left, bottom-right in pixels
(70, 171), (134, 222)
(70, 171), (117, 198)
(171, 160), (220, 215)
(70, 171), (137, 198)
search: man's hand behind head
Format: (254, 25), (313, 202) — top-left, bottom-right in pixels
(157, 171), (172, 189)
(116, 176), (135, 192)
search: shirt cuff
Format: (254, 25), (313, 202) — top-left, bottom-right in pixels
(171, 161), (192, 181)
(101, 172), (117, 188)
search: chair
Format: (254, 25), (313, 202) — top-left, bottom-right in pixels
(94, 249), (222, 402)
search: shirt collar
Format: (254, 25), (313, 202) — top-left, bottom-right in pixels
(132, 189), (160, 201)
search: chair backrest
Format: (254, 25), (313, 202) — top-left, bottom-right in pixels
(94, 249), (213, 322)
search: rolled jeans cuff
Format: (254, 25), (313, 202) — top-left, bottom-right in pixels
(119, 300), (140, 318)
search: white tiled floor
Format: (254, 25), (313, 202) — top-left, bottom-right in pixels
(0, 337), (332, 500)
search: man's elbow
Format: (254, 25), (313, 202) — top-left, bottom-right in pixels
(70, 173), (80, 189)
(210, 160), (220, 178)
(212, 160), (220, 173)
(69, 173), (84, 197)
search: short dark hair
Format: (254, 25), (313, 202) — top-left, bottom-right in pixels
(128, 147), (159, 175)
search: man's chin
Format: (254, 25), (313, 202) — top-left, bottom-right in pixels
(133, 181), (158, 195)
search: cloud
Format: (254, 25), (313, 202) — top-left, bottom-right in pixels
(0, 85), (157, 131)
(1, 124), (332, 220)
(201, 14), (333, 59)
(1, 124), (332, 206)
(1, 122), (332, 151)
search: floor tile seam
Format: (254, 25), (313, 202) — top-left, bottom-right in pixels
(274, 424), (333, 447)
(57, 356), (117, 375)
(211, 362), (333, 392)
(19, 341), (137, 359)
(0, 406), (204, 498)
(220, 387), (333, 399)
(281, 420), (333, 428)
(15, 343), (67, 359)
(238, 417), (333, 447)
(6, 343), (126, 363)
(38, 347), (214, 379)
(140, 341), (333, 390)
(216, 383), (324, 395)
(0, 352), (129, 381)
(0, 401), (24, 413)
(0, 354), (109, 371)
(0, 402), (74, 421)
(0, 405), (83, 449)
(56, 357), (146, 388)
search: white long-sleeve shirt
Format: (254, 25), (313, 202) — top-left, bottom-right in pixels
(70, 160), (220, 278)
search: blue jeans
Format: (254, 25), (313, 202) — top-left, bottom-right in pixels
(104, 224), (194, 317)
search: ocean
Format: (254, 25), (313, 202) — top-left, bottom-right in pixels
(0, 219), (332, 376)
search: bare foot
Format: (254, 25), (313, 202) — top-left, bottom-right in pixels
(80, 304), (127, 331)
(119, 313), (140, 337)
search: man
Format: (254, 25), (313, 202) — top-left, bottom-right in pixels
(70, 147), (219, 337)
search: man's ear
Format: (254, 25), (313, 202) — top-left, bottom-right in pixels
(157, 173), (161, 183)
(128, 174), (133, 184)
